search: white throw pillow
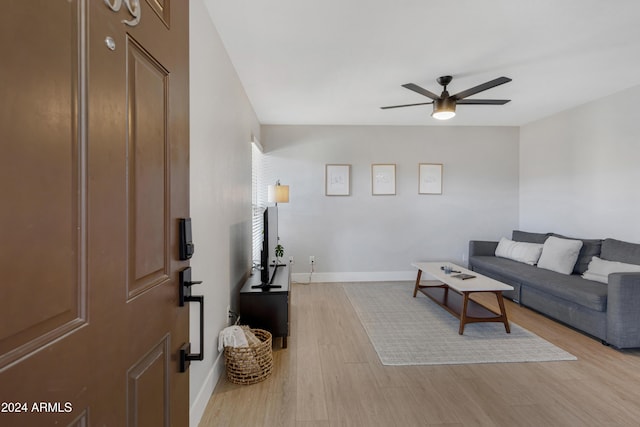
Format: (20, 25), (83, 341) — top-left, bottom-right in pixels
(495, 237), (544, 265)
(582, 256), (640, 284)
(537, 236), (583, 275)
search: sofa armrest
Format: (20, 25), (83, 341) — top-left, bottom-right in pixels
(469, 240), (498, 257)
(606, 272), (640, 348)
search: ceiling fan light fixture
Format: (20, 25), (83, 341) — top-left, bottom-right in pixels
(431, 98), (456, 120)
(382, 75), (511, 119)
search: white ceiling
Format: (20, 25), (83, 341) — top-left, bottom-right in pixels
(204, 0), (640, 126)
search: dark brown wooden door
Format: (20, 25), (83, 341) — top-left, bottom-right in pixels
(0, 1), (190, 425)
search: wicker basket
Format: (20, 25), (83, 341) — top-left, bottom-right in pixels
(224, 328), (273, 385)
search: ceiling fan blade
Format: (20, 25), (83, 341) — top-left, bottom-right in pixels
(380, 101), (433, 110)
(402, 83), (440, 100)
(451, 77), (512, 100)
(456, 99), (511, 105)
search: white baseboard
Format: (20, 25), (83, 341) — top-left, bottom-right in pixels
(189, 351), (226, 427)
(291, 270), (417, 284)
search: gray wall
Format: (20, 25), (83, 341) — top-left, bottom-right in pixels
(262, 125), (520, 282)
(189, 1), (260, 424)
(519, 84), (640, 242)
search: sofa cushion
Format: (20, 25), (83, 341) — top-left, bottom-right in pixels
(582, 256), (640, 284)
(469, 255), (608, 311)
(552, 233), (603, 274)
(520, 269), (608, 312)
(495, 237), (544, 265)
(537, 236), (583, 275)
(600, 238), (640, 266)
(470, 255), (541, 284)
(512, 230), (550, 244)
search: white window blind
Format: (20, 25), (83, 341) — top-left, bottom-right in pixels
(251, 141), (265, 263)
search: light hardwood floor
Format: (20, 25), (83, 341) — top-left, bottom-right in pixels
(200, 282), (640, 426)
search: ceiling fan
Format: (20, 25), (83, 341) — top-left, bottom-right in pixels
(381, 75), (512, 120)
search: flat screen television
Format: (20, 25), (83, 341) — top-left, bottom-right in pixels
(254, 206), (281, 289)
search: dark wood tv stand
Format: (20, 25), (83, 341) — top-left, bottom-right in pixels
(239, 264), (290, 348)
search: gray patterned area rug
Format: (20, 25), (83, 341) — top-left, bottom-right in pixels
(343, 282), (577, 365)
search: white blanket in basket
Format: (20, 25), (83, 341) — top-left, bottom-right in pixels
(218, 326), (248, 351)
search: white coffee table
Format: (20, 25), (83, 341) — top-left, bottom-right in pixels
(411, 262), (514, 335)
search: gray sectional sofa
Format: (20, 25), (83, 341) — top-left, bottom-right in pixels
(469, 230), (640, 349)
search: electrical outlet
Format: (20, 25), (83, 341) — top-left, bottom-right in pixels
(309, 255), (315, 264)
(226, 305), (231, 322)
(289, 256), (294, 264)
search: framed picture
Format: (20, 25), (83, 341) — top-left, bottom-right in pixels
(371, 164), (396, 195)
(325, 164), (351, 196)
(419, 163), (443, 194)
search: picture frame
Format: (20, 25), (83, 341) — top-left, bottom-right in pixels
(371, 164), (396, 195)
(325, 164), (351, 196)
(419, 163), (443, 195)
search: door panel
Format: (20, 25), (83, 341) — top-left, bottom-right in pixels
(127, 36), (170, 299)
(127, 335), (170, 426)
(0, 0), (87, 372)
(147, 0), (171, 27)
(0, 0), (190, 425)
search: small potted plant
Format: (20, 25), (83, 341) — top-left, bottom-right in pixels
(274, 244), (284, 266)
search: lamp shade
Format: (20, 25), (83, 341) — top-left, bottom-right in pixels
(268, 184), (289, 203)
(432, 98), (456, 120)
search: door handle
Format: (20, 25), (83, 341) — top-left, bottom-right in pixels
(179, 267), (204, 372)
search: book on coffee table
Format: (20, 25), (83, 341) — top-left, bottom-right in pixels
(452, 273), (476, 280)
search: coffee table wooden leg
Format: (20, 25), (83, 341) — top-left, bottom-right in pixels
(495, 292), (511, 333)
(459, 292), (470, 335)
(413, 269), (423, 297)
